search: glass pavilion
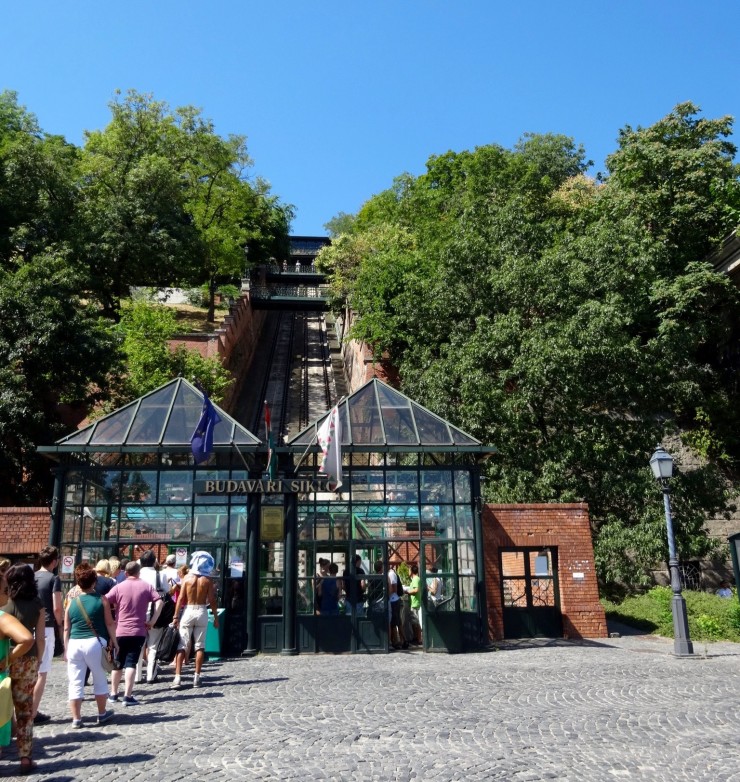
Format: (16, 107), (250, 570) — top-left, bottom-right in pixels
(39, 377), (494, 654)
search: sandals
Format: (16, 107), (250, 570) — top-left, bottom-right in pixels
(20, 757), (37, 775)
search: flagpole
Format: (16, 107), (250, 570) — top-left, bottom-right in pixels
(293, 428), (318, 474)
(294, 395), (345, 476)
(230, 440), (252, 473)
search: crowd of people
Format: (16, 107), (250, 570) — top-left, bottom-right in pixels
(0, 545), (220, 775)
(313, 557), (447, 650)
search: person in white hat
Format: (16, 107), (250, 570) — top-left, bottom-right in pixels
(170, 552), (218, 689)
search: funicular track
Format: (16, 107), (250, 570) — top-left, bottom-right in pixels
(248, 312), (336, 447)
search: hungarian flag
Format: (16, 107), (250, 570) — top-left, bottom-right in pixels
(264, 401), (277, 479)
(317, 404), (343, 489)
(191, 390), (221, 464)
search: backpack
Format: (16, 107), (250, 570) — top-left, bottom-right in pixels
(155, 624), (181, 664)
(153, 572), (176, 629)
(396, 575), (404, 597)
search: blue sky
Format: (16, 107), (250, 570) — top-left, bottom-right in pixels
(2, 1), (739, 236)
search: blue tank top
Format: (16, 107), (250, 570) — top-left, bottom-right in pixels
(320, 578), (339, 613)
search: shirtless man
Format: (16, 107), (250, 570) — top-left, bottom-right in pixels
(171, 551), (219, 689)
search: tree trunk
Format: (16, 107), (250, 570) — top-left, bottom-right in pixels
(207, 276), (217, 322)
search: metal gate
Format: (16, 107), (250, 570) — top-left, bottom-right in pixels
(500, 547), (562, 638)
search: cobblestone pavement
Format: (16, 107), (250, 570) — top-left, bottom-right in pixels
(2, 633), (739, 781)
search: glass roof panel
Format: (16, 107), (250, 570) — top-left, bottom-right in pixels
(410, 403), (453, 445)
(59, 428), (94, 446)
(451, 427), (480, 446)
(285, 378), (484, 450)
(347, 383), (384, 445)
(88, 406), (137, 445)
(51, 378), (260, 451)
(126, 385), (176, 444)
(162, 383), (202, 444)
(376, 384), (416, 444)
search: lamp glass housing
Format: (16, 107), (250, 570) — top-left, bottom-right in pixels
(650, 447), (673, 481)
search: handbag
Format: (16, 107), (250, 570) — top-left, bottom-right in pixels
(153, 572), (176, 629)
(75, 596), (120, 673)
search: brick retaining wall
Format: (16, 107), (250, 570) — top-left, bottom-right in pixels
(0, 507), (51, 557)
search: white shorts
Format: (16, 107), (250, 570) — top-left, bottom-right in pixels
(179, 605), (209, 652)
(38, 627), (55, 675)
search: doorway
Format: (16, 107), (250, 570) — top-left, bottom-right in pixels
(500, 547), (562, 638)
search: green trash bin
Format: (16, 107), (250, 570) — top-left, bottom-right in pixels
(205, 608), (225, 660)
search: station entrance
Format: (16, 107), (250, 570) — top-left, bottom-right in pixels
(40, 377), (495, 655)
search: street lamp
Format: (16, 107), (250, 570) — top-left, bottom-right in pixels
(649, 446), (694, 656)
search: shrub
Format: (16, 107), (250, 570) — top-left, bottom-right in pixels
(602, 586), (740, 642)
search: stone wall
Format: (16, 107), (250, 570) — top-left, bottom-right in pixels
(482, 503), (607, 640)
(0, 507), (51, 558)
(336, 310), (399, 393)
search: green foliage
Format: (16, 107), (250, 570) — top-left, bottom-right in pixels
(0, 252), (117, 502)
(75, 90), (292, 320)
(396, 561), (411, 586)
(112, 300), (231, 404)
(323, 105), (740, 586)
(0, 88), (289, 498)
(602, 587), (740, 642)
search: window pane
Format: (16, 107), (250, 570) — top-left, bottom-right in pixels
(84, 471), (120, 505)
(455, 506), (474, 538)
(420, 471), (453, 503)
(296, 577), (314, 614)
(352, 504), (419, 539)
(385, 471), (418, 503)
(229, 506), (247, 540)
(192, 470), (232, 504)
(459, 575), (477, 611)
(457, 540), (476, 576)
(421, 505), (454, 538)
(454, 471), (471, 503)
(120, 471), (157, 504)
(120, 505), (191, 539)
(63, 508), (82, 543)
(503, 579), (527, 607)
(351, 471), (384, 501)
(80, 507), (114, 542)
(192, 507), (229, 540)
(501, 551), (525, 577)
(158, 471), (193, 504)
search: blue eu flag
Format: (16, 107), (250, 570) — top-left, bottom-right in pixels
(191, 391), (221, 464)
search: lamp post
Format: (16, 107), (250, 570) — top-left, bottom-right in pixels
(649, 446), (694, 656)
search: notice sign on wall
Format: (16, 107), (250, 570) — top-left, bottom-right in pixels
(261, 507), (285, 541)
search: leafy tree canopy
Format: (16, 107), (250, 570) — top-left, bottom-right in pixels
(319, 104), (740, 586)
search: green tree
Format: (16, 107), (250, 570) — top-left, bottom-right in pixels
(76, 90), (202, 319)
(0, 253), (117, 502)
(324, 108), (740, 586)
(113, 298), (231, 403)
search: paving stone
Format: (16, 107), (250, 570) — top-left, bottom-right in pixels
(7, 635), (740, 780)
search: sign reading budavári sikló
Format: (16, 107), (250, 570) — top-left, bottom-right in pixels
(195, 478), (337, 495)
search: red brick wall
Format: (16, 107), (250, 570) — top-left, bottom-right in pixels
(0, 507), (51, 558)
(169, 294), (267, 413)
(483, 503), (607, 640)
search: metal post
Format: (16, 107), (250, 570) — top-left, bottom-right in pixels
(471, 468), (488, 648)
(281, 492), (298, 655)
(661, 484), (694, 656)
(242, 493), (260, 657)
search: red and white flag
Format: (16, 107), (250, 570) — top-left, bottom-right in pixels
(317, 404), (343, 489)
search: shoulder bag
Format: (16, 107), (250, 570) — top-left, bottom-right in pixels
(75, 596), (119, 672)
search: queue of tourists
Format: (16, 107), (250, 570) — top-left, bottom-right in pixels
(0, 545), (219, 775)
(313, 556), (446, 649)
